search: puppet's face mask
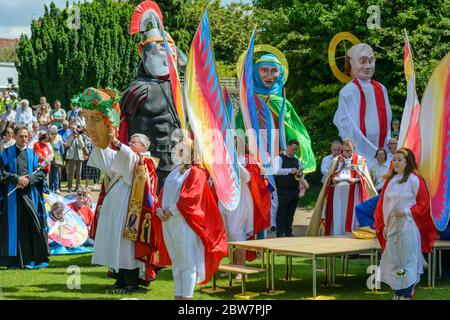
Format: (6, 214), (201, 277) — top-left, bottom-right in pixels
(348, 44), (376, 81)
(257, 65), (281, 88)
(84, 110), (112, 149)
(142, 41), (171, 77)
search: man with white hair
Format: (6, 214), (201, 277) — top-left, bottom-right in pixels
(129, 133), (151, 156)
(386, 137), (398, 164)
(15, 99), (34, 126)
(333, 43), (392, 169)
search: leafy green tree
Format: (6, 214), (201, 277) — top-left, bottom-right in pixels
(16, 0), (254, 106)
(16, 0), (140, 107)
(253, 0), (449, 171)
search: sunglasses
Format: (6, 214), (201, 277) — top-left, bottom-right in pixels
(77, 193), (87, 197)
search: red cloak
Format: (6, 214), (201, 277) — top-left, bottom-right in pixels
(90, 156), (170, 284)
(245, 156), (271, 261)
(374, 172), (437, 253)
(158, 164), (228, 285)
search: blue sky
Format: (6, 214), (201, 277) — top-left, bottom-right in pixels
(0, 0), (252, 39)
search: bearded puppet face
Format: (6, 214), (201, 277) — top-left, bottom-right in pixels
(83, 110), (112, 149)
(348, 43), (376, 81)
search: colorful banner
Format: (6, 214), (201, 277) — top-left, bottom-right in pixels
(419, 52), (450, 231)
(184, 10), (241, 211)
(399, 29), (421, 162)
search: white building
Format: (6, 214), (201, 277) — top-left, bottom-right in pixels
(0, 62), (18, 92)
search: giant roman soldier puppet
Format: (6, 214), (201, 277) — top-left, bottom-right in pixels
(333, 43), (393, 169)
(119, 1), (186, 191)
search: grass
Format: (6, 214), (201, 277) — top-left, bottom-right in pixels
(1, 253), (449, 300)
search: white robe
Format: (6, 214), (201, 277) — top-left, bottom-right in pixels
(379, 174), (424, 290)
(219, 157), (253, 241)
(88, 145), (141, 272)
(333, 80), (392, 168)
(161, 165), (206, 283)
(322, 156), (366, 235)
(370, 161), (390, 192)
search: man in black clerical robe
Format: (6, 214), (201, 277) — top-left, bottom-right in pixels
(0, 126), (49, 269)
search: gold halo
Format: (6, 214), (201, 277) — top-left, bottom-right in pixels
(236, 44), (289, 84)
(328, 32), (361, 83)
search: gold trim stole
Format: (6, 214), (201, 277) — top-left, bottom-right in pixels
(123, 161), (148, 241)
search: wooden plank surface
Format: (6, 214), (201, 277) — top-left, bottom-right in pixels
(218, 264), (265, 274)
(229, 236), (381, 257)
(433, 240), (450, 249)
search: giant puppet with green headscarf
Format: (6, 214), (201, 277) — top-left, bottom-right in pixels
(236, 44), (316, 174)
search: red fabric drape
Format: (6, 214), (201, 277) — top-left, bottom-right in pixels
(158, 165), (228, 285)
(353, 79), (388, 148)
(245, 158), (271, 261)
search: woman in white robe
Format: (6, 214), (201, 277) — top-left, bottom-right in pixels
(156, 138), (228, 299)
(160, 164), (205, 300)
(375, 148), (437, 300)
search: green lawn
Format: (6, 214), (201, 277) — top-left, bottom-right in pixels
(1, 253), (449, 300)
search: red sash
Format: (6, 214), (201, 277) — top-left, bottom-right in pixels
(353, 79), (388, 147)
(325, 153), (367, 235)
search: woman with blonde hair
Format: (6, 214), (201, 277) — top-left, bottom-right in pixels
(157, 137), (228, 300)
(37, 104), (52, 131)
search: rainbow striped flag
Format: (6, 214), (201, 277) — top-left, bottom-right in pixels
(419, 52), (450, 231)
(223, 86), (236, 130)
(278, 89), (287, 153)
(239, 28), (276, 187)
(184, 10), (241, 211)
(399, 29), (421, 162)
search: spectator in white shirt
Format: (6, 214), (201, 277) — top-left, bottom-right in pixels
(320, 140), (343, 183)
(15, 99), (34, 126)
(370, 148), (390, 192)
(0, 103), (16, 130)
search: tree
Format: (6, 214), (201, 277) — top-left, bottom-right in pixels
(16, 0), (254, 106)
(253, 0), (449, 168)
(16, 0), (140, 107)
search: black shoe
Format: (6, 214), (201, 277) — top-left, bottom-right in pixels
(122, 285), (139, 294)
(104, 283), (124, 290)
(7, 266), (22, 270)
(286, 233), (295, 237)
(276, 233), (285, 238)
